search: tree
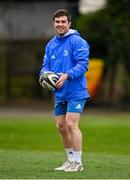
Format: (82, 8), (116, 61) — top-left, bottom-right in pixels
(76, 0), (130, 103)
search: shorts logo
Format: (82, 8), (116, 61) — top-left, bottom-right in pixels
(51, 54), (56, 59)
(75, 104), (81, 109)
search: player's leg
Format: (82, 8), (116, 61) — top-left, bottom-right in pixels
(54, 101), (75, 170)
(55, 115), (72, 149)
(65, 112), (82, 151)
(54, 101), (72, 149)
(64, 99), (87, 171)
(64, 112), (83, 172)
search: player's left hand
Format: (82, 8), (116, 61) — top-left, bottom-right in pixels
(55, 73), (68, 89)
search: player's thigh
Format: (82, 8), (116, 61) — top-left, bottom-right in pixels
(66, 112), (81, 126)
(55, 115), (66, 128)
(65, 99), (86, 125)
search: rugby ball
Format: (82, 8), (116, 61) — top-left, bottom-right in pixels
(39, 72), (60, 91)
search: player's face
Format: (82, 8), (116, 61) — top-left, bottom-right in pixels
(54, 16), (71, 36)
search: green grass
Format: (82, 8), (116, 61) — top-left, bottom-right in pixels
(0, 113), (130, 178)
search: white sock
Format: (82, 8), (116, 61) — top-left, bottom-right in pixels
(73, 151), (82, 164)
(65, 148), (75, 162)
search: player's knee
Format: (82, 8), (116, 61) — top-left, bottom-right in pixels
(56, 122), (66, 133)
(66, 120), (77, 132)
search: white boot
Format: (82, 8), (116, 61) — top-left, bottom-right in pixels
(55, 161), (72, 171)
(64, 161), (83, 172)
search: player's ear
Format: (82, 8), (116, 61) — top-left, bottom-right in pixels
(68, 21), (71, 27)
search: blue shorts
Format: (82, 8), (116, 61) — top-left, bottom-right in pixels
(54, 99), (87, 116)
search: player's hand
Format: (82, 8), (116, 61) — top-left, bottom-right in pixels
(55, 73), (68, 89)
(39, 75), (43, 86)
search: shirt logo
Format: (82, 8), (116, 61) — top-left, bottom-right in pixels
(51, 54), (56, 59)
(63, 49), (68, 56)
(75, 104), (81, 109)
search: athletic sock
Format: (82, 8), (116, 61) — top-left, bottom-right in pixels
(65, 148), (75, 162)
(73, 151), (82, 164)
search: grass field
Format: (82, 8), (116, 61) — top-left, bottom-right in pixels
(0, 112), (130, 179)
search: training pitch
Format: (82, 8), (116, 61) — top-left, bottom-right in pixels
(0, 111), (130, 179)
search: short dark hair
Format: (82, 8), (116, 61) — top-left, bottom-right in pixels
(53, 9), (71, 22)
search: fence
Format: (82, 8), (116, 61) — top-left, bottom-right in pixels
(0, 39), (53, 102)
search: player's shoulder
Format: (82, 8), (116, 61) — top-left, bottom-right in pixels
(47, 36), (56, 45)
(70, 34), (89, 47)
(46, 36), (56, 49)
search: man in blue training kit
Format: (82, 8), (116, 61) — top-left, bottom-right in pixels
(39, 9), (90, 172)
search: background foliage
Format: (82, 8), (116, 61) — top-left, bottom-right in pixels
(76, 0), (130, 104)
